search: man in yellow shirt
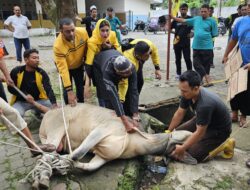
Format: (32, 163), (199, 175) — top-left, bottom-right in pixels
(121, 39), (161, 116)
(53, 18), (89, 106)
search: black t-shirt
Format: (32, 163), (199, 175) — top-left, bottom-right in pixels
(180, 88), (231, 133)
(81, 16), (99, 37)
(171, 15), (193, 47)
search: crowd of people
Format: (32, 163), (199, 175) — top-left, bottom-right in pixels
(0, 1), (249, 170)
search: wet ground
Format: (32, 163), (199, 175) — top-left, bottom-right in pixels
(0, 30), (250, 189)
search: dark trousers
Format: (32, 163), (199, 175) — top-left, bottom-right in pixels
(123, 63), (144, 116)
(174, 45), (192, 75)
(63, 65), (84, 104)
(176, 116), (230, 162)
(0, 82), (7, 102)
(193, 49), (213, 79)
(230, 72), (250, 115)
(14, 37), (30, 62)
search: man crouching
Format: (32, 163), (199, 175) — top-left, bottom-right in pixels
(168, 70), (233, 162)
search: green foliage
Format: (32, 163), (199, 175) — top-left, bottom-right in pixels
(224, 0), (241, 7)
(163, 0), (212, 9)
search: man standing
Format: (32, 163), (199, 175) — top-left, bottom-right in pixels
(75, 5), (99, 37)
(171, 4), (218, 87)
(225, 5), (242, 41)
(4, 5), (31, 64)
(53, 18), (89, 106)
(168, 71), (233, 163)
(8, 49), (57, 117)
(209, 6), (218, 68)
(223, 1), (250, 127)
(171, 3), (193, 79)
(93, 49), (139, 133)
(106, 7), (125, 44)
(231, 4), (248, 31)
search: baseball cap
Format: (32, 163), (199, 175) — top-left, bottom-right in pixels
(90, 5), (97, 11)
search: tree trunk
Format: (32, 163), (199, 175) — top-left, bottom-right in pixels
(37, 0), (77, 30)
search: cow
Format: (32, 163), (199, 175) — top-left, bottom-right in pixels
(39, 103), (193, 172)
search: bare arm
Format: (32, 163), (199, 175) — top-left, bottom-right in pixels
(222, 39), (238, 63)
(0, 57), (14, 86)
(4, 24), (14, 32)
(172, 17), (186, 23)
(171, 125), (207, 160)
(168, 107), (187, 131)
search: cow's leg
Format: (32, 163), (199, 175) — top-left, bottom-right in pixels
(74, 154), (107, 171)
(71, 126), (110, 160)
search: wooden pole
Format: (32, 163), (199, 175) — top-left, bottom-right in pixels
(166, 0), (172, 81)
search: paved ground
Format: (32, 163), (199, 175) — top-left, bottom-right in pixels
(0, 31), (249, 189)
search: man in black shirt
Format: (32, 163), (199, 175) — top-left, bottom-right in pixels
(93, 49), (139, 133)
(225, 5), (242, 41)
(168, 71), (233, 162)
(76, 5), (99, 37)
(171, 3), (193, 79)
(8, 49), (57, 117)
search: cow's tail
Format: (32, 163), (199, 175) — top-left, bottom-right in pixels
(71, 125), (111, 161)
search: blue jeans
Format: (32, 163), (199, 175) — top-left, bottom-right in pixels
(14, 37), (30, 62)
(13, 99), (52, 117)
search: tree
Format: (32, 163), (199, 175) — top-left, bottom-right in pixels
(162, 0), (211, 9)
(37, 0), (77, 29)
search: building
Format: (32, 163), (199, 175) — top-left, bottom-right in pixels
(0, 0), (163, 30)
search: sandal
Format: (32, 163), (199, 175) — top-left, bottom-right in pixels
(239, 115), (247, 128)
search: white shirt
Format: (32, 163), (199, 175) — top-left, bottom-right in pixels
(4, 15), (31, 39)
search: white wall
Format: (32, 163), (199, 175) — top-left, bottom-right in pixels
(77, 0), (86, 14)
(35, 0), (42, 14)
(85, 0), (125, 17)
(125, 0), (150, 15)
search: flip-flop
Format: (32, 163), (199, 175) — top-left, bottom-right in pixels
(246, 159), (250, 168)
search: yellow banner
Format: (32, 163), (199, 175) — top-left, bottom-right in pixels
(172, 0), (181, 17)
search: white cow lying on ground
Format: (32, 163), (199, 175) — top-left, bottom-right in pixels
(34, 103), (193, 188)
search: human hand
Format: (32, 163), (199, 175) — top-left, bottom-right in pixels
(26, 94), (35, 104)
(101, 42), (112, 50)
(243, 63), (250, 71)
(84, 85), (92, 100)
(222, 56), (228, 64)
(171, 144), (185, 160)
(67, 90), (77, 107)
(5, 76), (14, 87)
(52, 104), (59, 109)
(155, 70), (162, 80)
(121, 116), (136, 133)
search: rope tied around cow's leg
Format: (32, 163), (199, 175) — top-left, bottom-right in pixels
(20, 153), (73, 188)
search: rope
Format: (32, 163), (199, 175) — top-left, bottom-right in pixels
(58, 74), (72, 155)
(20, 153), (73, 184)
(0, 114), (43, 153)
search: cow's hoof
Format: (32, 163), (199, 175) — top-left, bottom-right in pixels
(39, 177), (50, 189)
(31, 180), (39, 190)
(74, 161), (84, 170)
